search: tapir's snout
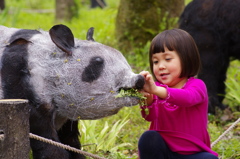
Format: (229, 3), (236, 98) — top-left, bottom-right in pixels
(134, 75), (145, 90)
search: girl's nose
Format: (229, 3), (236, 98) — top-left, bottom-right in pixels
(159, 63), (166, 70)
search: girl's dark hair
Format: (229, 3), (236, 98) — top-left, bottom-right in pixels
(149, 28), (201, 79)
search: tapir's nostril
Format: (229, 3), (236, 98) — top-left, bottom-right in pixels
(135, 75), (145, 89)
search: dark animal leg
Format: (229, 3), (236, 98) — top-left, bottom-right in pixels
(58, 120), (86, 159)
(30, 104), (70, 159)
(197, 43), (229, 114)
(216, 62), (228, 110)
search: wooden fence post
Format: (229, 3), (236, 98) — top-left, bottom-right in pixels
(0, 99), (30, 159)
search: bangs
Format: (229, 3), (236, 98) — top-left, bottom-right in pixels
(150, 32), (176, 54)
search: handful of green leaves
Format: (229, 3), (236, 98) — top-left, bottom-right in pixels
(115, 88), (146, 105)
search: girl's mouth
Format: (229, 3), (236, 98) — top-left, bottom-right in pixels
(160, 73), (169, 77)
(159, 73), (170, 80)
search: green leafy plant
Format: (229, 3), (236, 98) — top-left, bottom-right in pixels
(79, 114), (131, 153)
(225, 77), (240, 112)
(224, 60), (240, 112)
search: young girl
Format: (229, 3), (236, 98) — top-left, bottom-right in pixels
(138, 29), (218, 159)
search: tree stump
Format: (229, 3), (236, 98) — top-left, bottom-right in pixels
(0, 99), (30, 159)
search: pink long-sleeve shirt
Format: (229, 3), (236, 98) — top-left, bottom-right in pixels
(141, 77), (218, 156)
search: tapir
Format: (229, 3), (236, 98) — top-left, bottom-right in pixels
(179, 0), (240, 113)
(0, 24), (144, 159)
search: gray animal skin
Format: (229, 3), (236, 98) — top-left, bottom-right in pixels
(0, 25), (144, 120)
(0, 24), (144, 159)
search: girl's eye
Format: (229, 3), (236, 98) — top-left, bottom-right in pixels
(153, 61), (158, 64)
(166, 58), (172, 61)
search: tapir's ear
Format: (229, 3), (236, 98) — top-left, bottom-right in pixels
(49, 24), (75, 56)
(8, 38), (29, 46)
(8, 29), (40, 45)
(86, 27), (95, 41)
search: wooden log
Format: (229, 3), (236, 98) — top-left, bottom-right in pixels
(0, 99), (29, 159)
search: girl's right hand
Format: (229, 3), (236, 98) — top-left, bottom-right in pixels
(139, 71), (157, 94)
(139, 71), (168, 100)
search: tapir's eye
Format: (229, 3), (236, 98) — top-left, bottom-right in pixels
(82, 56), (105, 83)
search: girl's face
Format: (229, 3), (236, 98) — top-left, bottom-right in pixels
(152, 48), (187, 88)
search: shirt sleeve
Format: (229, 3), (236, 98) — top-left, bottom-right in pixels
(163, 78), (208, 107)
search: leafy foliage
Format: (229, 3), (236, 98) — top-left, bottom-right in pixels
(225, 60), (240, 111)
(79, 115), (131, 153)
